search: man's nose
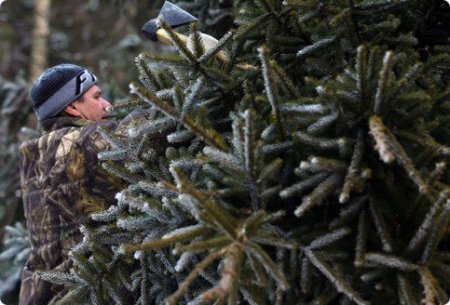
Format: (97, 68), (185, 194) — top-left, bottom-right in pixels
(102, 98), (111, 108)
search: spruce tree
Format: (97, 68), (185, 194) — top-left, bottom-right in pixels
(44, 0), (450, 304)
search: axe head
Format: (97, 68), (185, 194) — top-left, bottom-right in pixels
(142, 1), (198, 41)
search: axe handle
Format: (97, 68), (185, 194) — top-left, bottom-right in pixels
(155, 28), (188, 45)
(155, 29), (255, 71)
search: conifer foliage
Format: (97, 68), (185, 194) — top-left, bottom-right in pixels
(48, 0), (450, 304)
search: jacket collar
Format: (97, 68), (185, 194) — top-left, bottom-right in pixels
(40, 116), (93, 133)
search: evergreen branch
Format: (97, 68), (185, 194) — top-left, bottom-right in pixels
(354, 210), (368, 267)
(234, 12), (272, 39)
(271, 60), (301, 98)
(300, 256), (312, 295)
(297, 37), (336, 59)
(195, 242), (245, 305)
(397, 274), (418, 305)
(138, 181), (177, 198)
(356, 45), (368, 115)
(308, 227), (351, 250)
(395, 131), (450, 157)
(88, 287), (101, 305)
(406, 190), (449, 254)
(203, 146), (244, 172)
(280, 172), (329, 199)
(129, 82), (179, 120)
(54, 286), (89, 305)
(299, 157), (347, 173)
(129, 118), (177, 139)
(130, 82), (229, 151)
(340, 131), (364, 203)
(103, 278), (125, 305)
(295, 173), (342, 218)
(244, 109), (257, 180)
(135, 53), (162, 91)
(389, 63), (423, 99)
(279, 103), (327, 114)
(173, 236), (231, 255)
(294, 131), (350, 153)
(255, 0), (276, 15)
(167, 129), (195, 144)
(158, 19), (198, 65)
(419, 266), (439, 305)
(97, 126), (127, 148)
(109, 97), (145, 112)
(240, 286), (270, 305)
(251, 236), (296, 250)
(159, 20), (233, 86)
(162, 224), (210, 240)
(307, 111), (339, 134)
(242, 210), (285, 237)
(36, 270), (85, 287)
(244, 109), (261, 210)
(175, 252), (194, 272)
(360, 270), (385, 283)
(139, 255), (151, 304)
(181, 77), (205, 121)
(368, 199), (394, 253)
(247, 241), (290, 291)
(248, 251), (269, 286)
(139, 51), (187, 65)
(257, 158), (283, 183)
(421, 201), (450, 263)
(304, 249), (369, 305)
(374, 51), (395, 114)
(364, 253), (418, 271)
(170, 166), (239, 239)
(120, 225), (206, 254)
(383, 124), (429, 194)
(98, 149), (128, 161)
(260, 141), (294, 155)
(198, 31), (233, 64)
(368, 115), (395, 163)
(231, 115), (244, 160)
(354, 0), (413, 11)
(165, 248), (227, 305)
(189, 23), (205, 59)
(329, 195), (367, 229)
(258, 46), (286, 138)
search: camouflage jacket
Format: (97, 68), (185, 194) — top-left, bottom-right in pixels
(18, 116), (123, 305)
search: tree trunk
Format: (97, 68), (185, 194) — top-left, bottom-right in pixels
(29, 0), (51, 83)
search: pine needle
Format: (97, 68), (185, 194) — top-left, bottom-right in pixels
(165, 248), (226, 305)
(368, 115), (395, 163)
(295, 173), (342, 217)
(340, 131), (364, 203)
(304, 249), (369, 305)
(364, 253), (418, 272)
(354, 210), (368, 267)
(368, 199), (393, 253)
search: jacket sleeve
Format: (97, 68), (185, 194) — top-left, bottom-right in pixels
(76, 122), (125, 215)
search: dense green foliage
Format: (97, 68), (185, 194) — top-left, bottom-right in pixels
(36, 0), (450, 304)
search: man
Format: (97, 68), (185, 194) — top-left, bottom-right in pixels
(18, 63), (123, 305)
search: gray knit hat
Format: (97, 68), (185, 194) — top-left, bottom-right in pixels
(30, 63), (97, 121)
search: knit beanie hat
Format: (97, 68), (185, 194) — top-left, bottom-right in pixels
(30, 63), (97, 121)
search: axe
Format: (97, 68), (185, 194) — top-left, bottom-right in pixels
(141, 1), (254, 71)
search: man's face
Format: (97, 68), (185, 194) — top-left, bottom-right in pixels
(68, 85), (111, 122)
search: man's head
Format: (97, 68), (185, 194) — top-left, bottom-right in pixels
(30, 63), (111, 122)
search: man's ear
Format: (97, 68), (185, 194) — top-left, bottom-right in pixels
(63, 102), (81, 117)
